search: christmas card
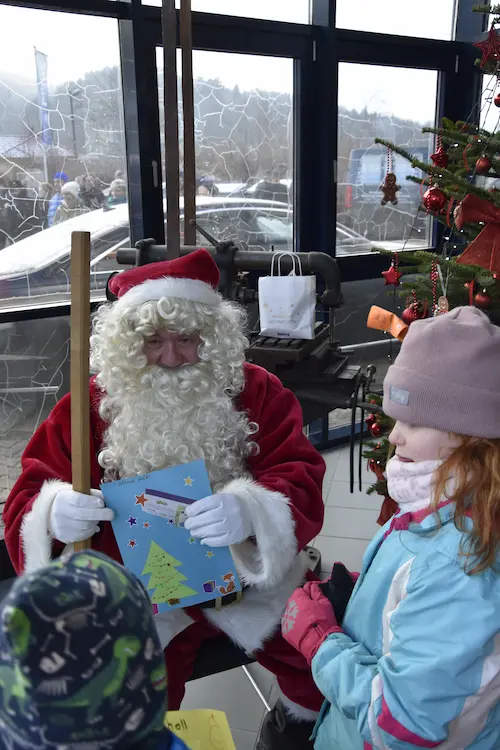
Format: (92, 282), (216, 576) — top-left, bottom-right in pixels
(101, 460), (241, 612)
(165, 710), (236, 749)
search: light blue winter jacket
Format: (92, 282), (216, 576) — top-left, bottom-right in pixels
(311, 502), (500, 750)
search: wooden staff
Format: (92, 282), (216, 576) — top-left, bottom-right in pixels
(162, 0), (181, 259)
(180, 0), (196, 246)
(70, 231), (92, 552)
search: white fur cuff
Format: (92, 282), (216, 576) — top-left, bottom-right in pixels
(21, 480), (71, 573)
(222, 478), (297, 590)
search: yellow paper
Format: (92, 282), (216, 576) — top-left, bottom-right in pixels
(165, 710), (236, 750)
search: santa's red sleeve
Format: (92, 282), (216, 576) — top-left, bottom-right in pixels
(3, 386), (105, 574)
(220, 363), (325, 590)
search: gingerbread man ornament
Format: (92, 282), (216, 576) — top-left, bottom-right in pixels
(380, 172), (400, 206)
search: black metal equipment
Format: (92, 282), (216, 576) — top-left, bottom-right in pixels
(115, 231), (380, 491)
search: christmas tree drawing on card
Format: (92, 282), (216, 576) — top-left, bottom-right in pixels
(101, 460), (241, 612)
(142, 541), (197, 605)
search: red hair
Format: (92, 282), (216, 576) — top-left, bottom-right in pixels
(433, 438), (500, 574)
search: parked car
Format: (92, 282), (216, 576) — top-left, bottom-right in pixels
(0, 198), (293, 304)
(0, 195), (384, 305)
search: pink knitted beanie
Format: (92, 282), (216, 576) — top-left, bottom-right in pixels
(383, 306), (500, 438)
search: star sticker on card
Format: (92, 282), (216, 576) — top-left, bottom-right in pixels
(143, 522), (151, 530)
(206, 551), (214, 559)
(184, 476), (193, 487)
(128, 539), (137, 548)
(188, 537), (197, 544)
(135, 493), (148, 507)
(127, 516), (137, 527)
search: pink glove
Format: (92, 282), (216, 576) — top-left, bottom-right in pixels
(281, 581), (342, 664)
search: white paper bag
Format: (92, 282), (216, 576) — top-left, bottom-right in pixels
(258, 253), (316, 340)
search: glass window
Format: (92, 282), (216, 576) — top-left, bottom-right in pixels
(145, 0), (311, 23)
(336, 0), (456, 40)
(157, 48), (294, 252)
(480, 74), (500, 132)
(0, 315), (70, 537)
(337, 63), (438, 256)
(0, 5), (129, 310)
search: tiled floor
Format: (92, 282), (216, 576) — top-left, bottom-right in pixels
(181, 443), (380, 747)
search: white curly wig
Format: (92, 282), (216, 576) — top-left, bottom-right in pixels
(90, 294), (258, 486)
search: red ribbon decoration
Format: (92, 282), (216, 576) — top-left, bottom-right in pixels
(455, 193), (500, 272)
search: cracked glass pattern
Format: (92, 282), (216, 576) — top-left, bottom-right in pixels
(337, 62), (438, 255)
(157, 48), (294, 252)
(336, 0), (457, 40)
(0, 6), (129, 310)
(0, 315), (71, 538)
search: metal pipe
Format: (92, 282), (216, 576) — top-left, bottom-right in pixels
(116, 245), (342, 307)
(241, 666), (271, 712)
(340, 339), (401, 353)
(180, 0), (196, 246)
(162, 0), (181, 258)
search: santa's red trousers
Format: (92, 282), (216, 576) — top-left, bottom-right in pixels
(165, 606), (324, 712)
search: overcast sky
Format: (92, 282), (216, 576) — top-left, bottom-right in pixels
(0, 0), (455, 124)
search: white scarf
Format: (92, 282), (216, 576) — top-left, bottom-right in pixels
(386, 458), (444, 514)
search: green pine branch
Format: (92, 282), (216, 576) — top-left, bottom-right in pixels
(375, 137), (500, 209)
(473, 4), (500, 15)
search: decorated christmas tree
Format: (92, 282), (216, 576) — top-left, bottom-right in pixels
(373, 3), (500, 325)
(361, 2), (500, 514)
(142, 541), (197, 605)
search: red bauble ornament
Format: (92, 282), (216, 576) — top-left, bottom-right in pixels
(368, 459), (378, 474)
(422, 186), (446, 214)
(476, 156), (492, 175)
(382, 264), (402, 286)
(494, 92), (500, 108)
(401, 305), (418, 325)
(493, 272), (499, 281)
(430, 146), (449, 168)
(474, 290), (492, 309)
(370, 422), (382, 438)
(365, 414), (376, 426)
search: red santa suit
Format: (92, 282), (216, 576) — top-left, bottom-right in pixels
(3, 250), (326, 717)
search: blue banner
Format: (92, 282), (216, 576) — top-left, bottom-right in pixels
(34, 48), (52, 146)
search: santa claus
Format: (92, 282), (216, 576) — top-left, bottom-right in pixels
(4, 249), (325, 749)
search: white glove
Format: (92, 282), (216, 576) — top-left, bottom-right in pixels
(49, 488), (115, 544)
(184, 493), (253, 547)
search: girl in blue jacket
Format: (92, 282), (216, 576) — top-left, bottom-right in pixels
(282, 306), (500, 750)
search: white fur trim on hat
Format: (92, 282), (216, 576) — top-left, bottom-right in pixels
(115, 277), (221, 310)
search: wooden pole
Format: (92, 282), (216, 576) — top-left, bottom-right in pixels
(162, 0), (181, 259)
(180, 0), (196, 246)
(70, 231), (92, 552)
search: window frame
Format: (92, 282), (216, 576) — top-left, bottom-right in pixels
(0, 0), (483, 320)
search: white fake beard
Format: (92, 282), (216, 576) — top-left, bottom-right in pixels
(98, 361), (256, 489)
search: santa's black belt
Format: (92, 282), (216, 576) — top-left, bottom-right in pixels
(198, 588), (245, 610)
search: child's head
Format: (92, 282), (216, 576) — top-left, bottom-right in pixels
(0, 550), (170, 749)
(384, 306), (500, 445)
(383, 307), (500, 572)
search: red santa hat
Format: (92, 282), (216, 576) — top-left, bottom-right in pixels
(108, 249), (221, 309)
